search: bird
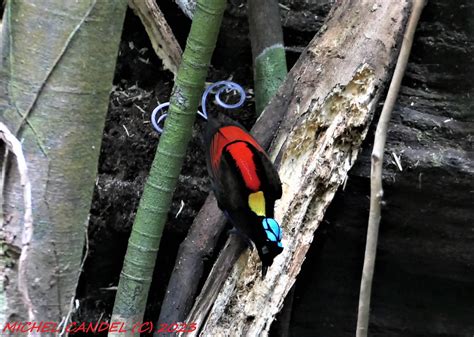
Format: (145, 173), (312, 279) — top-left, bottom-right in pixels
(204, 114), (283, 277)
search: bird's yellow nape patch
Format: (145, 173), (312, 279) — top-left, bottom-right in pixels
(248, 191), (266, 216)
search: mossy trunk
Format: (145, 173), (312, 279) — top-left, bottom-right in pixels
(248, 0), (288, 115)
(0, 0), (127, 328)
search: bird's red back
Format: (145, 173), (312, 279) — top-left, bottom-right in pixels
(209, 125), (265, 191)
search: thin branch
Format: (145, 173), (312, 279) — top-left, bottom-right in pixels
(356, 1), (426, 336)
(111, 0), (227, 334)
(0, 122), (34, 324)
(128, 0), (182, 76)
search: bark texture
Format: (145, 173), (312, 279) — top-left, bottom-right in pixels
(184, 0), (411, 335)
(0, 0), (127, 327)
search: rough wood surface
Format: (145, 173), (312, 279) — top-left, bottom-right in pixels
(183, 1), (411, 335)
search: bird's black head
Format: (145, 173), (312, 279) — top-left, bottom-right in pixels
(257, 218), (283, 277)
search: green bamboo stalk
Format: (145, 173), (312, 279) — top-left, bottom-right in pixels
(155, 1), (289, 329)
(248, 0), (288, 115)
(109, 0), (227, 335)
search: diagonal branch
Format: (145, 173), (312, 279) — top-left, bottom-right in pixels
(128, 0), (182, 76)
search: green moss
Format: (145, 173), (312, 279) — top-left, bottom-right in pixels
(254, 45), (288, 114)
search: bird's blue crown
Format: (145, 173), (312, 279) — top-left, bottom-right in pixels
(262, 218), (283, 248)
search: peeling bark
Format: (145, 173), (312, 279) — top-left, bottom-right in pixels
(183, 1), (411, 335)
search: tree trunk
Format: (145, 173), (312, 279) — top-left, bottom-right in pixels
(183, 0), (411, 335)
(0, 0), (127, 328)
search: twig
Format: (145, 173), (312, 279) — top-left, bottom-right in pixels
(0, 122), (34, 324)
(128, 0), (182, 76)
(356, 1), (426, 336)
(391, 151), (403, 171)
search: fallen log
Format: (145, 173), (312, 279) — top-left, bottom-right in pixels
(183, 0), (411, 335)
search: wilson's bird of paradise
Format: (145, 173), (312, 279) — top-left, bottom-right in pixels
(151, 81), (284, 276)
(204, 115), (283, 277)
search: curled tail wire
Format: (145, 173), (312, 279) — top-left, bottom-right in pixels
(151, 81), (246, 134)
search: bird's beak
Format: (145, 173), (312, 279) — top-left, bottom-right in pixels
(261, 264), (268, 279)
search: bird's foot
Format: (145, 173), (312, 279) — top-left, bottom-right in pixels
(228, 227), (254, 251)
